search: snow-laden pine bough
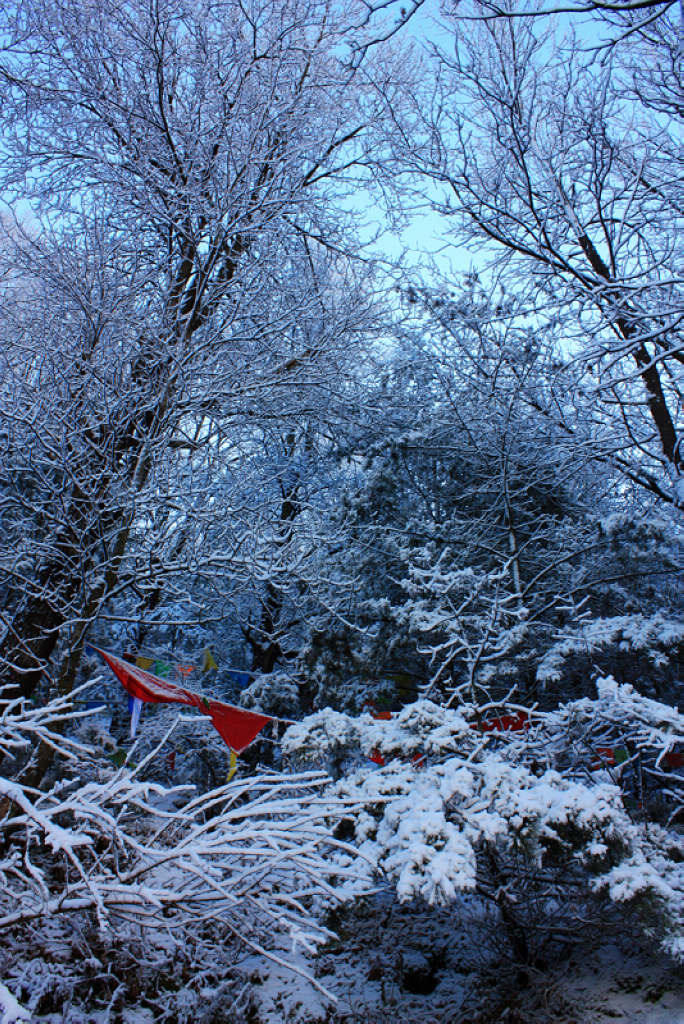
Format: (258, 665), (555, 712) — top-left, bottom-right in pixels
(0, 685), (370, 1005)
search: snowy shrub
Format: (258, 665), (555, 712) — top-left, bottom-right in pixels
(283, 707), (366, 777)
(240, 670), (302, 718)
(0, 685), (365, 1010)
(282, 699), (475, 778)
(284, 683), (684, 964)
(532, 677), (684, 826)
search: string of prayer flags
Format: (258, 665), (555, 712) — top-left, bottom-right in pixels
(90, 645), (272, 753)
(202, 648), (218, 672)
(120, 647), (260, 685)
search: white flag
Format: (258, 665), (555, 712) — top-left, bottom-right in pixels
(130, 696), (143, 738)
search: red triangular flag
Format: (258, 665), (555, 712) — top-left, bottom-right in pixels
(90, 646), (271, 753)
(205, 698), (271, 754)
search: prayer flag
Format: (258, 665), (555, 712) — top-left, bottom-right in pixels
(135, 656), (155, 670)
(228, 669), (251, 690)
(362, 700), (393, 721)
(226, 749), (238, 782)
(202, 648), (218, 672)
(471, 712), (530, 734)
(130, 696), (143, 738)
(592, 746), (616, 768)
(154, 660), (171, 677)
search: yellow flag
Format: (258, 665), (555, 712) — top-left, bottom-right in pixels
(136, 656), (155, 670)
(202, 648), (218, 672)
(226, 749), (238, 782)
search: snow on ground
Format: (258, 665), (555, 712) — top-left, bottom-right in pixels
(545, 944), (684, 1024)
(0, 982), (30, 1024)
(2, 893), (682, 1022)
(242, 893), (684, 1024)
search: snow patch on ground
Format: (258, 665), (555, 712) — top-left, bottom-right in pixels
(241, 894), (684, 1024)
(546, 944), (684, 1024)
(0, 983), (30, 1024)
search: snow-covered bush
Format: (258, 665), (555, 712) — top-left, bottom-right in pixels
(283, 699), (475, 777)
(240, 670), (303, 718)
(284, 683), (684, 964)
(538, 676), (684, 828)
(0, 685), (365, 1015)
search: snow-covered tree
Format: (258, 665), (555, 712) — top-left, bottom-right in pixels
(374, 0), (683, 505)
(0, 0), (391, 710)
(298, 295), (681, 709)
